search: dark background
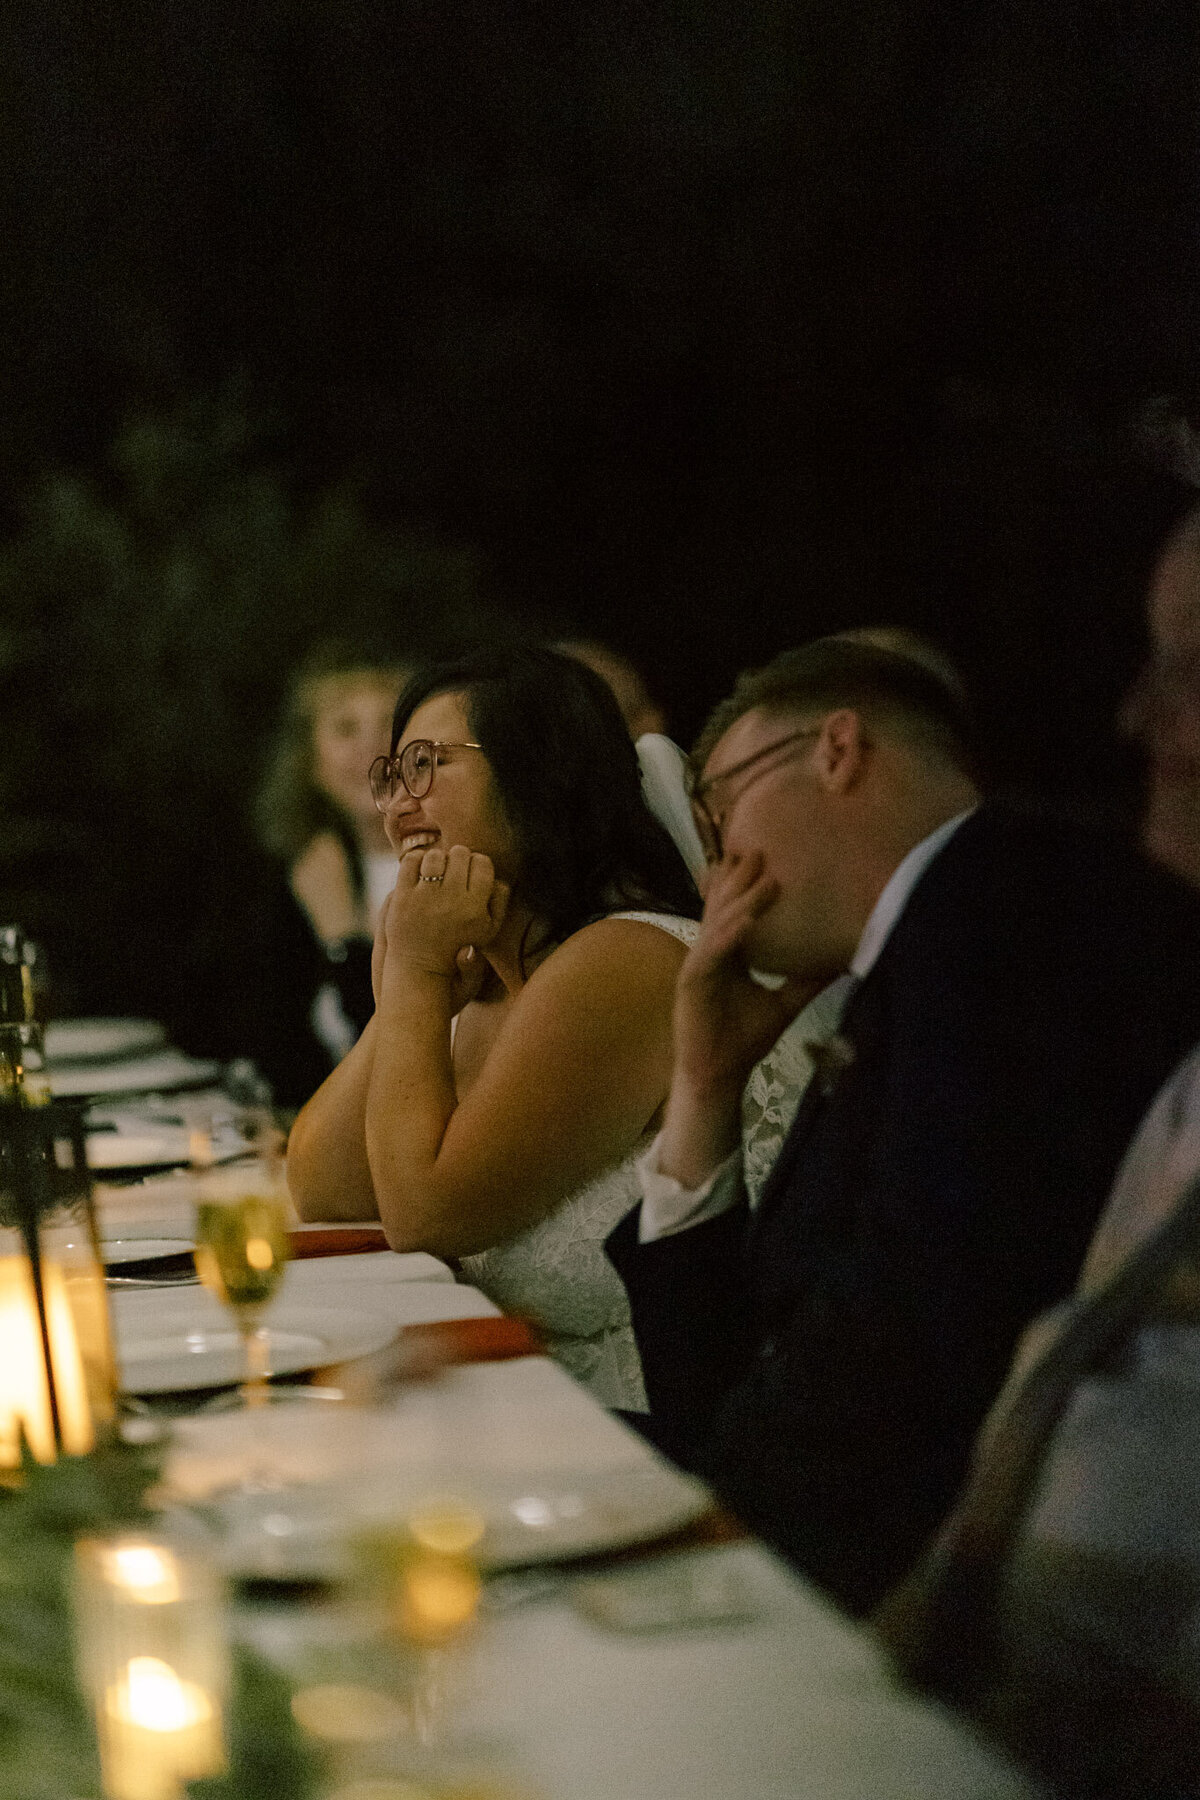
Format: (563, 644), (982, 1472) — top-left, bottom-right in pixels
(1, 1), (1198, 1054)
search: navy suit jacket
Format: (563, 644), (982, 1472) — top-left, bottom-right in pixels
(607, 806), (1200, 1613)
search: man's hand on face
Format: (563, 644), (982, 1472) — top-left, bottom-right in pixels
(676, 851), (818, 1094)
(658, 851), (819, 1187)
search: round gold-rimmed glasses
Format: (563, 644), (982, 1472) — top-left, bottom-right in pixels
(686, 725), (821, 864)
(368, 739), (484, 811)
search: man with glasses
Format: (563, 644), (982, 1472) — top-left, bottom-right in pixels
(607, 634), (1200, 1614)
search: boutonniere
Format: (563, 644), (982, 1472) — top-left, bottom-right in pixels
(804, 1032), (857, 1098)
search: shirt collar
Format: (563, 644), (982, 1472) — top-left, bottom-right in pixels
(849, 809), (977, 981)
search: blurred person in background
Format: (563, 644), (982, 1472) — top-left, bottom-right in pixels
(556, 638), (668, 739)
(255, 641), (404, 1068)
(210, 640), (402, 1108)
(1122, 500), (1200, 886)
(287, 644), (700, 1408)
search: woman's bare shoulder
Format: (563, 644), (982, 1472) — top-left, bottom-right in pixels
(526, 914), (693, 1000)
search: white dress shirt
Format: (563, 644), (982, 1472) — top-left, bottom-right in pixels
(637, 808), (976, 1242)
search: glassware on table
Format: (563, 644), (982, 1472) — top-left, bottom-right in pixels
(0, 924), (52, 1106)
(189, 1059), (308, 1412)
(192, 1151), (292, 1409)
(74, 1521), (229, 1800)
(287, 1498), (538, 1798)
(346, 1497), (486, 1752)
(0, 1095), (118, 1472)
(354, 1498), (486, 1651)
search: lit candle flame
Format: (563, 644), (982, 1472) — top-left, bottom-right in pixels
(0, 1254), (95, 1464)
(104, 1545), (181, 1605)
(109, 1658), (214, 1734)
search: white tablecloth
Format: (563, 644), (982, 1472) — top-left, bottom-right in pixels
(465, 1540), (1038, 1800)
(99, 1216), (1043, 1799)
(210, 1328), (1043, 1800)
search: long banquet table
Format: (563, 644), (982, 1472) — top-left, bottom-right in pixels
(94, 1175), (1042, 1800)
(230, 1348), (1041, 1800)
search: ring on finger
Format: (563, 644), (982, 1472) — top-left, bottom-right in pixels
(418, 873), (445, 883)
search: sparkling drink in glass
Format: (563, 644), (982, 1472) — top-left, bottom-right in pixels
(194, 1180), (291, 1404)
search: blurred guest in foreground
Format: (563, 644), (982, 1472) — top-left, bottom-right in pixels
(880, 499), (1200, 1798)
(287, 645), (700, 1407)
(556, 639), (667, 739)
(1122, 500), (1200, 886)
(606, 635), (1200, 1613)
(255, 641), (403, 1062)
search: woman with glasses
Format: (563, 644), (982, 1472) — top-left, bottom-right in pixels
(287, 644), (700, 1408)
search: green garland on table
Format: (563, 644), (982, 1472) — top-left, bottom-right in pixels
(0, 1440), (324, 1800)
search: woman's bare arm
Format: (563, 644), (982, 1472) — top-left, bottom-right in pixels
(366, 912), (686, 1258)
(286, 1015), (381, 1220)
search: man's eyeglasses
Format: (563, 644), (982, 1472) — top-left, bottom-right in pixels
(369, 739), (484, 811)
(686, 725), (821, 865)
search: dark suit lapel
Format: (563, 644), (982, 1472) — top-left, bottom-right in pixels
(743, 813), (983, 1245)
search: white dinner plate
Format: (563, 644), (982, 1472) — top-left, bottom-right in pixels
(221, 1461), (710, 1582)
(102, 1236), (195, 1266)
(477, 1461), (710, 1567)
(187, 1423), (709, 1580)
(45, 1018), (167, 1065)
(52, 1049), (221, 1098)
(87, 1130), (191, 1172)
(114, 1294), (397, 1395)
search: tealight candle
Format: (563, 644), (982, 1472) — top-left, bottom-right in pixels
(0, 1252), (97, 1464)
(0, 1095), (119, 1473)
(74, 1532), (229, 1800)
(100, 1656), (220, 1800)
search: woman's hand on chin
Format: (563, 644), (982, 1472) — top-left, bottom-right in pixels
(382, 843), (510, 986)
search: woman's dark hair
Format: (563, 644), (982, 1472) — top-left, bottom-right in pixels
(390, 644), (700, 951)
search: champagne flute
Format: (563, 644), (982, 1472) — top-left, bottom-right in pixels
(190, 1063), (296, 1409)
(193, 1176), (291, 1408)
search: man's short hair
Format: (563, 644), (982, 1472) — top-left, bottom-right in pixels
(693, 632), (978, 777)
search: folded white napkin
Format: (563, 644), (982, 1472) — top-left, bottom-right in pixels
(286, 1247), (456, 1287)
(280, 1265), (495, 1318)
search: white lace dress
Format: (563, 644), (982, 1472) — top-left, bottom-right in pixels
(739, 973), (856, 1207)
(459, 913), (695, 1411)
(459, 916), (853, 1411)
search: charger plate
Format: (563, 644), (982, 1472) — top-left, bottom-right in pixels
(45, 1018), (167, 1064)
(216, 1458), (710, 1581)
(52, 1048), (221, 1098)
(87, 1129), (191, 1173)
(113, 1289), (396, 1394)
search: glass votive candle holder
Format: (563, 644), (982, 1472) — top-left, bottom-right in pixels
(73, 1525), (230, 1800)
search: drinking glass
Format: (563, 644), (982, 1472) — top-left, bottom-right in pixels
(193, 1167), (291, 1407)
